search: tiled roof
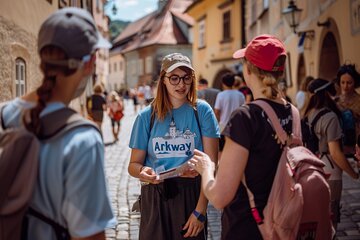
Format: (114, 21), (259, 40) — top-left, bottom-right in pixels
(113, 0), (194, 53)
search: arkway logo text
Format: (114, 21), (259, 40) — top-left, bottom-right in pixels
(154, 142), (191, 152)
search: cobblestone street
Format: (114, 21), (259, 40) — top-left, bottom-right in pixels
(102, 101), (360, 240)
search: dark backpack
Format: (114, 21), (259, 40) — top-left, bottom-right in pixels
(301, 109), (331, 154)
(340, 109), (356, 147)
(0, 105), (100, 240)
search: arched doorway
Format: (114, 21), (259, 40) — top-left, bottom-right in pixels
(297, 54), (306, 90)
(319, 32), (340, 81)
(213, 68), (233, 90)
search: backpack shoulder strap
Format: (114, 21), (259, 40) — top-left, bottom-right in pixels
(0, 102), (10, 131)
(252, 99), (301, 145)
(149, 106), (155, 133)
(193, 102), (202, 138)
(26, 207), (70, 240)
(37, 107), (101, 141)
(310, 109), (331, 135)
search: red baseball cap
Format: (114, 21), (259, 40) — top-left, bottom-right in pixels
(233, 34), (286, 72)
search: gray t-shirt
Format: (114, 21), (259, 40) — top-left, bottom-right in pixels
(197, 88), (220, 110)
(308, 108), (343, 180)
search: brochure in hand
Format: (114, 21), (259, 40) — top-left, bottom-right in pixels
(156, 161), (192, 180)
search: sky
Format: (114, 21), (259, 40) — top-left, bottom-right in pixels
(105, 0), (158, 22)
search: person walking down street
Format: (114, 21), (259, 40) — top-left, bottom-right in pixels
(108, 91), (124, 141)
(1, 7), (116, 239)
(138, 82), (154, 106)
(295, 75), (314, 117)
(90, 84), (107, 130)
(335, 64), (360, 157)
(304, 78), (359, 230)
(234, 73), (253, 103)
(214, 73), (245, 156)
(197, 78), (220, 110)
(278, 79), (292, 103)
(189, 34), (297, 239)
(128, 53), (219, 240)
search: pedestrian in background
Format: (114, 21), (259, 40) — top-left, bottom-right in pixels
(197, 78), (220, 110)
(189, 34), (296, 239)
(234, 73), (253, 103)
(1, 7), (115, 239)
(295, 75), (314, 117)
(108, 91), (124, 141)
(128, 53), (219, 240)
(304, 78), (359, 230)
(90, 84), (107, 130)
(214, 73), (245, 157)
(335, 63), (360, 156)
(278, 79), (292, 103)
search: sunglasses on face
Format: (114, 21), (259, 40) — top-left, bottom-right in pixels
(165, 74), (193, 85)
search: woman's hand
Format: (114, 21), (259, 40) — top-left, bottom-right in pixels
(180, 168), (199, 178)
(188, 149), (215, 176)
(182, 211), (205, 238)
(139, 166), (162, 185)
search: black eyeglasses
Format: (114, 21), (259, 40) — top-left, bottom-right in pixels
(165, 74), (193, 85)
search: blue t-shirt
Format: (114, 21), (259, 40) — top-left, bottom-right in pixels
(129, 100), (220, 173)
(2, 98), (116, 239)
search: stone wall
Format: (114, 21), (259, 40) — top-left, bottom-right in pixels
(0, 16), (42, 102)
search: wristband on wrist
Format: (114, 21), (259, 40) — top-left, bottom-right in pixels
(192, 210), (206, 223)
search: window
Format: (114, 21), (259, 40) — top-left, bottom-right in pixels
(263, 0), (269, 9)
(15, 58), (26, 97)
(198, 19), (206, 48)
(109, 63), (111, 73)
(145, 56), (153, 74)
(222, 11), (231, 41)
(114, 62), (117, 72)
(251, 1), (257, 24)
(120, 61), (123, 71)
(138, 59), (144, 75)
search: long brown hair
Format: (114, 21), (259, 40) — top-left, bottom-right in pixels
(152, 66), (197, 121)
(23, 46), (77, 135)
(243, 55), (286, 99)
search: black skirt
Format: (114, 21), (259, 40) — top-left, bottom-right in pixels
(139, 176), (207, 240)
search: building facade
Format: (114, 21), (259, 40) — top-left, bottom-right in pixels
(108, 47), (126, 92)
(244, 0), (360, 98)
(112, 0), (194, 89)
(185, 0), (245, 89)
(0, 0), (59, 102)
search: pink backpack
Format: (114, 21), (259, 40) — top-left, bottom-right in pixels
(243, 100), (333, 240)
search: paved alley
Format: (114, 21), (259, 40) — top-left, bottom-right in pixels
(102, 101), (360, 240)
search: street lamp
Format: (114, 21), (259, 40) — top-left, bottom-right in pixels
(282, 0), (303, 33)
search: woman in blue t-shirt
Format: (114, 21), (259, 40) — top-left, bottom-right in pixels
(128, 53), (219, 240)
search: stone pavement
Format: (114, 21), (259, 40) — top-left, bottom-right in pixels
(101, 101), (360, 240)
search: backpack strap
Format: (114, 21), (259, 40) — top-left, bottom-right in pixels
(252, 99), (301, 145)
(309, 109), (331, 140)
(243, 99), (301, 225)
(193, 103), (202, 138)
(0, 102), (9, 131)
(37, 107), (101, 141)
(26, 208), (70, 240)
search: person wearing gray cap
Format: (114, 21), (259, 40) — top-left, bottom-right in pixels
(1, 7), (115, 240)
(128, 53), (219, 239)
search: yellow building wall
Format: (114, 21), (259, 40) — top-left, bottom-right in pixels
(187, 0), (243, 87)
(245, 0), (360, 100)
